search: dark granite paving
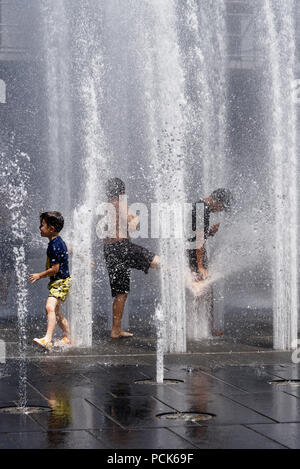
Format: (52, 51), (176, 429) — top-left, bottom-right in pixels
(8, 430), (109, 449)
(0, 321), (300, 449)
(223, 391), (300, 423)
(0, 433), (16, 449)
(169, 425), (286, 449)
(90, 428), (198, 449)
(246, 423), (300, 449)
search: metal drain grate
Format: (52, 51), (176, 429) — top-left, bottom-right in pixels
(134, 379), (184, 385)
(182, 367), (201, 373)
(156, 412), (215, 422)
(0, 406), (52, 415)
(269, 379), (300, 386)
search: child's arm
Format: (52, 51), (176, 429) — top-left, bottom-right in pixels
(196, 246), (208, 279)
(208, 222), (220, 237)
(29, 264), (59, 284)
(195, 230), (209, 279)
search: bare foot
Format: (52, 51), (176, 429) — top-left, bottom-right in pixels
(110, 330), (133, 339)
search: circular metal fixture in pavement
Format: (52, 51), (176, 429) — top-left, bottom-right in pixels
(0, 406), (52, 415)
(156, 411), (215, 422)
(134, 379), (184, 385)
(269, 379), (300, 386)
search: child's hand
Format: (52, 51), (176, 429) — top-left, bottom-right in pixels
(29, 273), (41, 284)
(209, 222), (220, 237)
(194, 268), (209, 281)
(199, 268), (209, 280)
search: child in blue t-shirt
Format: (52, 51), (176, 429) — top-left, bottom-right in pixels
(29, 211), (72, 350)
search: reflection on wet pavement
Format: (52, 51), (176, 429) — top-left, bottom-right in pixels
(0, 330), (300, 448)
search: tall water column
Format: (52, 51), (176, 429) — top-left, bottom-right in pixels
(143, 0), (187, 353)
(260, 0), (298, 350)
(181, 0), (228, 340)
(41, 1), (108, 346)
(69, 2), (108, 347)
(41, 0), (72, 213)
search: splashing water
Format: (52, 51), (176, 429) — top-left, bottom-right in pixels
(259, 0), (298, 350)
(40, 0), (73, 212)
(34, 0), (298, 354)
(40, 2), (110, 347)
(183, 0), (227, 193)
(186, 270), (224, 298)
(69, 4), (108, 347)
(0, 136), (31, 410)
(143, 0), (187, 353)
(181, 0), (228, 340)
(155, 304), (165, 383)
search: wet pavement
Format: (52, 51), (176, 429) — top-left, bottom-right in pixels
(0, 320), (299, 449)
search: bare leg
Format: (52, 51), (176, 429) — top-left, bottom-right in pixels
(55, 300), (71, 341)
(111, 293), (133, 338)
(44, 297), (58, 343)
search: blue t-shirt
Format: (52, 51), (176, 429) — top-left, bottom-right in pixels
(46, 236), (70, 281)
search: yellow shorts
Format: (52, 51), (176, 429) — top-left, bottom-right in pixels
(48, 277), (72, 302)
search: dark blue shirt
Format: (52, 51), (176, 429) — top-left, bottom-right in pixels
(46, 236), (70, 281)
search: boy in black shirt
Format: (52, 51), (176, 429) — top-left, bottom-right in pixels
(29, 211), (72, 350)
(187, 188), (233, 335)
(187, 188), (233, 279)
(102, 178), (160, 338)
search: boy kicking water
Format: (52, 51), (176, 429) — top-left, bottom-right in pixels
(29, 211), (72, 350)
(101, 178), (160, 338)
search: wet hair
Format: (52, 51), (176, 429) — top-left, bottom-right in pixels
(105, 178), (125, 200)
(210, 188), (233, 212)
(40, 211), (64, 232)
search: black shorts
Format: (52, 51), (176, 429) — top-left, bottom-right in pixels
(104, 240), (156, 297)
